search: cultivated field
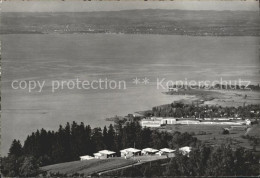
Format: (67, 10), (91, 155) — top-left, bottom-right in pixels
(41, 158), (137, 176)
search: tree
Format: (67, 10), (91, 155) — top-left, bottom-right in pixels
(107, 124), (116, 150)
(19, 156), (39, 177)
(103, 126), (108, 149)
(91, 127), (104, 152)
(1, 155), (23, 176)
(8, 139), (22, 157)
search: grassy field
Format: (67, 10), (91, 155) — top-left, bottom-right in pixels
(204, 90), (260, 107)
(41, 158), (137, 176)
(160, 124), (260, 151)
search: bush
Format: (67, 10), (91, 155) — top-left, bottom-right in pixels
(222, 129), (229, 135)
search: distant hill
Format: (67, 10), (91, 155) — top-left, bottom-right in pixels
(1, 9), (260, 36)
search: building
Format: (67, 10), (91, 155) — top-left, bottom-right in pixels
(140, 117), (163, 128)
(161, 118), (177, 125)
(200, 120), (245, 125)
(245, 119), (251, 125)
(80, 155), (94, 161)
(176, 120), (200, 125)
(179, 146), (192, 156)
(93, 150), (116, 159)
(157, 148), (175, 156)
(141, 148), (159, 155)
(120, 148), (141, 158)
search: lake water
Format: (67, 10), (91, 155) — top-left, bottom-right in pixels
(1, 34), (260, 155)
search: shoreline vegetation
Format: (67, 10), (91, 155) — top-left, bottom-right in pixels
(1, 10), (260, 36)
(106, 84), (260, 123)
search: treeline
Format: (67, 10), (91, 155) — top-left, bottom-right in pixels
(151, 103), (260, 119)
(105, 144), (260, 177)
(1, 121), (198, 177)
(169, 84), (260, 91)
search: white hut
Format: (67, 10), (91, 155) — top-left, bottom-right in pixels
(179, 146), (192, 156)
(141, 148), (159, 155)
(120, 148), (141, 158)
(156, 148), (175, 156)
(93, 150), (116, 159)
(80, 155), (94, 161)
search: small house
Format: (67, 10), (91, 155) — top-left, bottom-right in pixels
(179, 146), (192, 156)
(141, 148), (159, 155)
(157, 148), (175, 156)
(120, 148), (141, 158)
(93, 150), (116, 159)
(80, 155), (94, 161)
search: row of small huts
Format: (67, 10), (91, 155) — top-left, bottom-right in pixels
(80, 146), (191, 160)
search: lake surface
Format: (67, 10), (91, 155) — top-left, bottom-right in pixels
(2, 34), (260, 155)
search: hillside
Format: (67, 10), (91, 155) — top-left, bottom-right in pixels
(1, 9), (260, 36)
(41, 158), (137, 176)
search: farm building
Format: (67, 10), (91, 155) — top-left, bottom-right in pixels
(79, 155), (94, 161)
(141, 148), (159, 155)
(120, 148), (141, 158)
(93, 150), (116, 159)
(157, 148), (175, 156)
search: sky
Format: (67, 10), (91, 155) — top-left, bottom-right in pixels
(2, 1), (259, 12)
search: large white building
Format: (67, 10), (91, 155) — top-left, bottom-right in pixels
(140, 118), (162, 128)
(140, 117), (178, 127)
(140, 117), (248, 127)
(161, 118), (177, 125)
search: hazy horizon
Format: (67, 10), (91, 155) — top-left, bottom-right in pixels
(2, 1), (259, 12)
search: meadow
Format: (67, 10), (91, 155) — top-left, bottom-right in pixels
(160, 124), (260, 151)
(41, 158), (137, 176)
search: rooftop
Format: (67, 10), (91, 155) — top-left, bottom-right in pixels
(142, 148), (159, 153)
(179, 146), (192, 152)
(79, 155), (94, 159)
(120, 148), (141, 153)
(160, 148), (175, 153)
(98, 150), (116, 155)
